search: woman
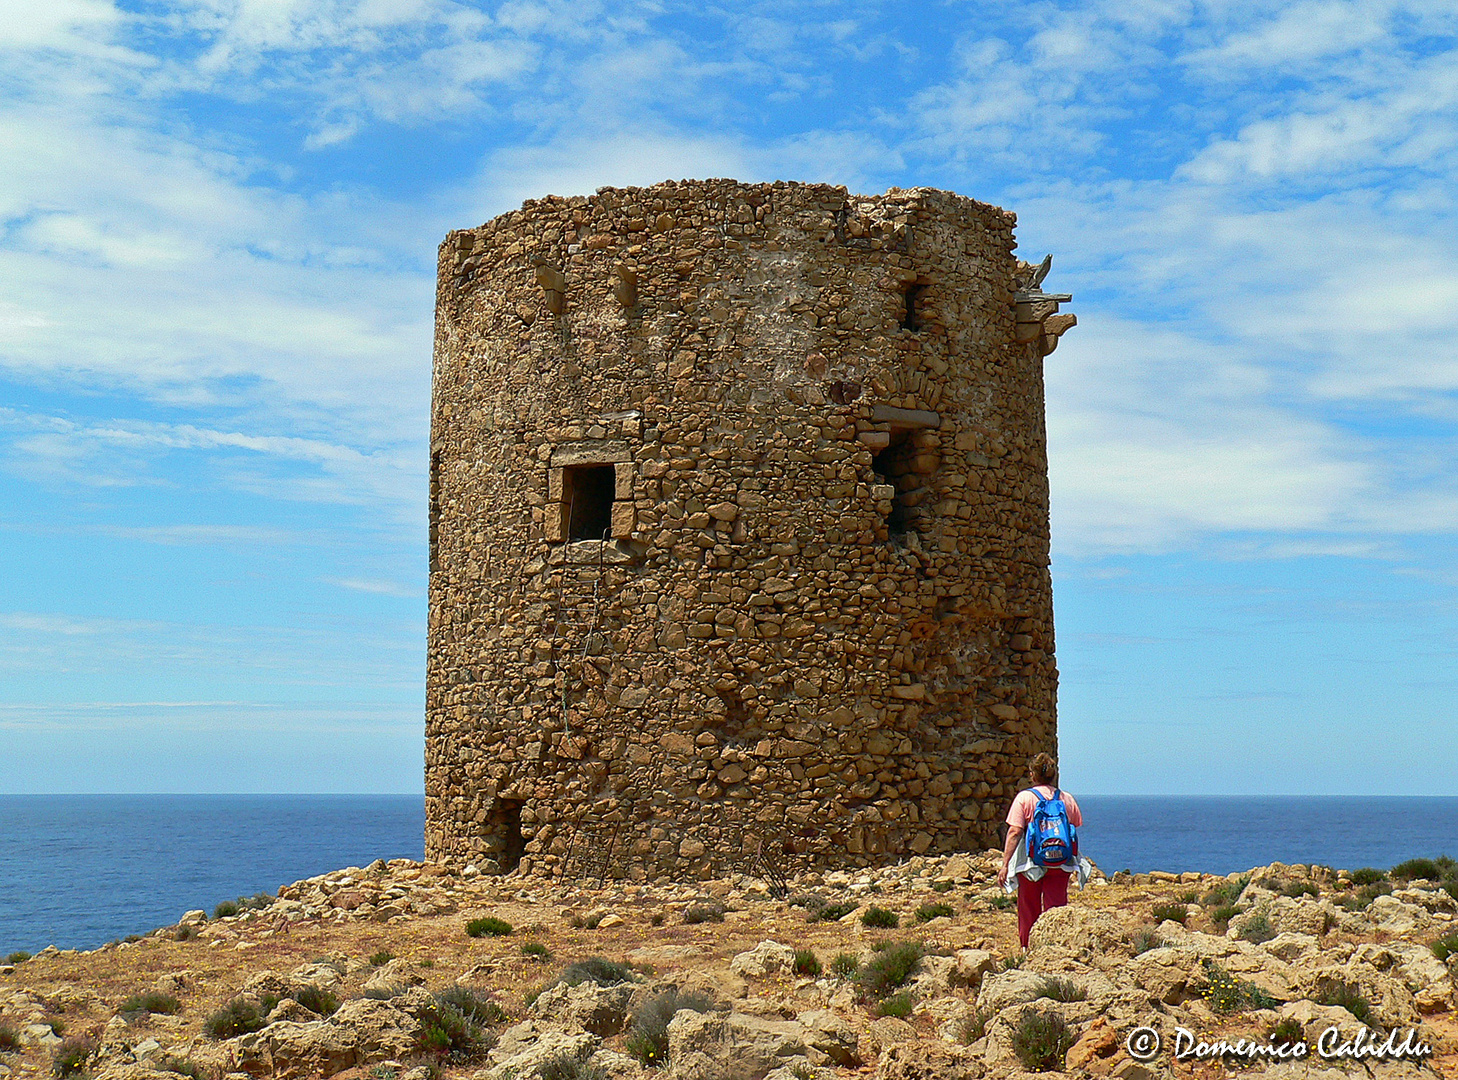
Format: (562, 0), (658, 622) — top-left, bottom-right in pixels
(997, 753), (1085, 948)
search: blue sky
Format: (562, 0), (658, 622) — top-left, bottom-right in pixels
(2, 0), (1455, 795)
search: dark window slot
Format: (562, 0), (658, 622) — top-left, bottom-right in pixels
(564, 464), (615, 541)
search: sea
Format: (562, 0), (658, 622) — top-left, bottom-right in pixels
(3, 794), (1457, 955)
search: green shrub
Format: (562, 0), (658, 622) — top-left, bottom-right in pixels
(650, 912), (664, 926)
(1237, 913), (1276, 944)
(5, 951), (29, 965)
(1315, 984), (1372, 1025)
(1351, 868), (1385, 886)
(0, 1021), (20, 1052)
(931, 880), (953, 893)
(1034, 976), (1086, 1003)
(1001, 952), (1024, 971)
(522, 942), (551, 961)
(793, 948), (821, 977)
(1151, 903), (1189, 925)
(873, 992), (914, 1018)
(683, 903), (724, 925)
(1267, 1018), (1303, 1047)
(173, 924), (197, 942)
(293, 985), (339, 1017)
(204, 998), (268, 1038)
(537, 1049), (606, 1080)
(419, 958), (435, 968)
(465, 916), (513, 938)
(369, 950), (394, 966)
(1392, 858), (1442, 882)
(1282, 881), (1319, 899)
(364, 986), (402, 1000)
(1432, 930), (1458, 962)
(787, 892), (826, 912)
(52, 1037), (95, 1078)
(1441, 881), (1458, 902)
(46, 1018), (66, 1037)
(816, 902), (856, 922)
(120, 990), (182, 1016)
(1209, 904), (1240, 929)
(420, 987), (504, 1064)
(213, 900), (239, 919)
(987, 893), (1014, 911)
(157, 1055), (213, 1079)
(829, 953), (860, 981)
(1343, 881), (1393, 911)
(436, 986), (507, 1026)
(1177, 889), (1199, 904)
(1202, 876), (1249, 907)
(1129, 928), (1164, 955)
(1011, 1010), (1074, 1072)
(1198, 959), (1277, 1013)
(915, 902), (954, 923)
(623, 987), (712, 1067)
(856, 941), (923, 998)
(861, 906), (899, 929)
(560, 957), (635, 987)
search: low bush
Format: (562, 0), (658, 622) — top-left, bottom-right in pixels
(156, 1054), (213, 1079)
(436, 986), (507, 1026)
(1129, 928), (1164, 955)
(1435, 855), (1457, 878)
(1350, 868), (1386, 886)
(1267, 1018), (1304, 1048)
(1344, 881), (1393, 912)
(1202, 876), (1249, 907)
(52, 1037), (95, 1078)
(561, 957), (635, 988)
(1432, 929), (1458, 962)
(931, 880), (954, 893)
(293, 986), (339, 1017)
(829, 953), (859, 981)
(5, 951), (29, 965)
(787, 892), (826, 912)
(1177, 890), (1199, 904)
(861, 906), (899, 929)
(1002, 952), (1024, 971)
(1391, 858), (1442, 882)
(465, 916), (513, 938)
(1011, 1010), (1074, 1072)
(538, 1049), (606, 1080)
(683, 902), (724, 925)
(1282, 881), (1320, 899)
(568, 913), (602, 930)
(1237, 913), (1276, 944)
(0, 1021), (20, 1052)
(816, 902), (857, 922)
(205, 998), (268, 1038)
(856, 941), (923, 999)
(173, 924), (197, 942)
(873, 992), (914, 1019)
(1441, 881), (1458, 902)
(213, 900), (240, 919)
(957, 1008), (991, 1044)
(623, 987), (712, 1067)
(915, 902), (954, 923)
(364, 986), (402, 1000)
(650, 913), (664, 926)
(1315, 984), (1372, 1025)
(46, 1018), (66, 1037)
(1150, 903), (1189, 925)
(1035, 976), (1086, 1003)
(522, 943), (551, 961)
(1209, 904), (1240, 929)
(987, 893), (1014, 911)
(1198, 959), (1277, 1013)
(369, 950), (394, 967)
(120, 990), (182, 1017)
(793, 948), (821, 977)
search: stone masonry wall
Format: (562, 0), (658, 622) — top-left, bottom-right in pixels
(426, 179), (1073, 881)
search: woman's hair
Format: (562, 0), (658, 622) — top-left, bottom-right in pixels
(1028, 752), (1058, 785)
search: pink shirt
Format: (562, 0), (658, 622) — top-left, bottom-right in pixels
(1006, 785), (1082, 831)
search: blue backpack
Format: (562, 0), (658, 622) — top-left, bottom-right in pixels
(1026, 788), (1077, 867)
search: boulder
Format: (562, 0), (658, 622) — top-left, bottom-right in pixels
(731, 941), (797, 980)
(794, 1009), (859, 1066)
(666, 1010), (806, 1080)
(531, 979), (635, 1036)
(974, 968), (1048, 1012)
(224, 998), (419, 1079)
(857, 1015), (916, 1061)
(1026, 904), (1126, 957)
(1262, 932), (1320, 961)
(289, 962), (344, 990)
(1065, 1016), (1120, 1069)
(1125, 947), (1198, 1004)
(872, 1039), (983, 1079)
(485, 1021), (599, 1080)
(363, 959), (426, 995)
(907, 954), (957, 997)
(1366, 896), (1431, 935)
(951, 949), (996, 990)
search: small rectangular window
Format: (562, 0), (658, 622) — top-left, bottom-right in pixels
(563, 464), (615, 541)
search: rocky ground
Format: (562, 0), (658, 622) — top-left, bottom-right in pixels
(2, 851), (1456, 1080)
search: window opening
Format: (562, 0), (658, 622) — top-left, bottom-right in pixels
(901, 284), (925, 331)
(428, 450), (441, 573)
(488, 798), (526, 873)
(872, 431), (916, 534)
(563, 464), (614, 541)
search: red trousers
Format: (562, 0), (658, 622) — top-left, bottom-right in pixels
(1016, 870), (1069, 948)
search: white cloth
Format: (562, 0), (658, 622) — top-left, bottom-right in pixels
(1002, 840), (1094, 894)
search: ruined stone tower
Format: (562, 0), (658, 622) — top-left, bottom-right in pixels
(426, 179), (1074, 879)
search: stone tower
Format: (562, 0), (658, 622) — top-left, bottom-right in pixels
(426, 179), (1074, 880)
